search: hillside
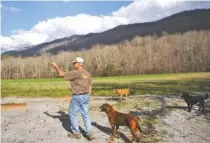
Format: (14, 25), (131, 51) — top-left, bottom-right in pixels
(3, 8), (210, 57)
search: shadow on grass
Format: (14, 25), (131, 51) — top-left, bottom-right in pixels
(164, 105), (188, 111)
(92, 122), (132, 143)
(204, 99), (210, 116)
(104, 96), (126, 101)
(177, 97), (210, 119)
(129, 96), (167, 118)
(93, 78), (210, 96)
(128, 94), (210, 122)
(192, 99), (210, 117)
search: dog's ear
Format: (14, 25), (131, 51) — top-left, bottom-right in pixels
(100, 103), (106, 111)
(181, 92), (189, 98)
(106, 104), (113, 112)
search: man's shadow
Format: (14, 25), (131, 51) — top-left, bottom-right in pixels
(44, 111), (132, 142)
(44, 111), (72, 132)
(44, 111), (86, 136)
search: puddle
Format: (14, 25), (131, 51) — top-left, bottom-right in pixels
(1, 103), (27, 110)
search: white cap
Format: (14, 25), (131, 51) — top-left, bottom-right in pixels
(72, 57), (84, 65)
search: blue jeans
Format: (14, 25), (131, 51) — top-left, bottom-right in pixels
(69, 94), (92, 134)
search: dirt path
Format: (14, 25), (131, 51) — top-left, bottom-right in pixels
(1, 94), (210, 143)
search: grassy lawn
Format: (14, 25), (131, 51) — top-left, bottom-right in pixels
(1, 72), (210, 97)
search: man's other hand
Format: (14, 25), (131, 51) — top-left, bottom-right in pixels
(51, 62), (58, 68)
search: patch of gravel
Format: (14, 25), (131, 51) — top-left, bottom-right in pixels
(1, 97), (118, 143)
(1, 95), (210, 143)
(159, 96), (210, 143)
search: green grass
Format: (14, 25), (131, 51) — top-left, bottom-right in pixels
(1, 72), (210, 97)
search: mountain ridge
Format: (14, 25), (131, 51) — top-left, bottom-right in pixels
(2, 8), (210, 57)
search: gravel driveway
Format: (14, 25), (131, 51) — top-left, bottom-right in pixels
(1, 94), (210, 143)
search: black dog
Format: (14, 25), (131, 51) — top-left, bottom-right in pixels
(181, 92), (209, 114)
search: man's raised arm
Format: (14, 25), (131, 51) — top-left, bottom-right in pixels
(51, 63), (64, 77)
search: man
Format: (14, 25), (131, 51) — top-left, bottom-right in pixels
(51, 57), (94, 140)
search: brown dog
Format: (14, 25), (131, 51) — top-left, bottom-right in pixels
(100, 103), (142, 142)
(113, 87), (130, 101)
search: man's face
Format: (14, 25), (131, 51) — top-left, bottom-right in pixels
(73, 62), (80, 69)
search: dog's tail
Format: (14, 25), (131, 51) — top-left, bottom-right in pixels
(128, 86), (131, 92)
(205, 93), (209, 100)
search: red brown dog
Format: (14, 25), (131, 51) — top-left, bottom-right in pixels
(100, 103), (142, 142)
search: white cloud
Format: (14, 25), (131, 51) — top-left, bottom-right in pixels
(156, 0), (182, 8)
(1, 3), (20, 12)
(112, 0), (187, 23)
(1, 0), (210, 51)
(9, 6), (20, 12)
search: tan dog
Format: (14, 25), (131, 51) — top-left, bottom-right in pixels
(100, 103), (142, 142)
(113, 87), (130, 101)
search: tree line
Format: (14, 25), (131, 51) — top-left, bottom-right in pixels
(1, 30), (210, 79)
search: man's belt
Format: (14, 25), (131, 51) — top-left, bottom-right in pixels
(72, 92), (89, 95)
